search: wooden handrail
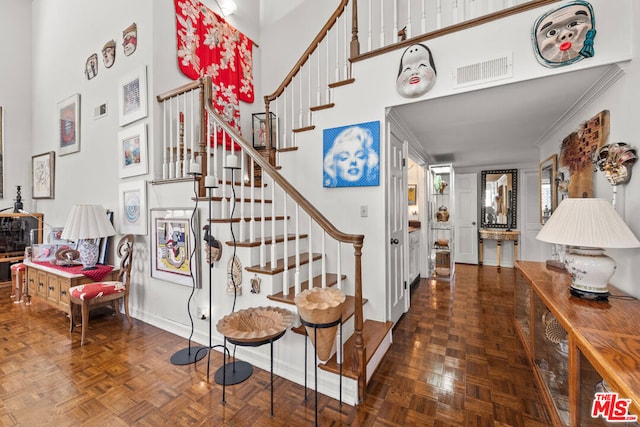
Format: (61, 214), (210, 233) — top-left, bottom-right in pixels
(206, 86), (364, 247)
(263, 0), (350, 103)
(156, 78), (206, 102)
(350, 0), (559, 63)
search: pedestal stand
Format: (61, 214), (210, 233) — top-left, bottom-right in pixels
(300, 317), (343, 427)
(171, 173), (208, 366)
(211, 164), (253, 397)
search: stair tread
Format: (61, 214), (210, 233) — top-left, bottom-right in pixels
(292, 125), (316, 133)
(319, 319), (393, 380)
(328, 78), (355, 88)
(268, 273), (345, 304)
(194, 196), (273, 204)
(225, 233), (308, 247)
(245, 252), (322, 275)
(277, 147), (298, 153)
(310, 103), (335, 111)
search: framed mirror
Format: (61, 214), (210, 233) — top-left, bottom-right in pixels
(480, 169), (517, 229)
(539, 154), (557, 224)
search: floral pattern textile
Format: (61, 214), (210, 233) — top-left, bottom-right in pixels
(174, 0), (254, 149)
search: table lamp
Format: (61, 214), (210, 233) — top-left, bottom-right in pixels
(61, 205), (116, 270)
(536, 198), (640, 299)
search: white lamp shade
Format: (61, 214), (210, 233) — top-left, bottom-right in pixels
(536, 198), (640, 249)
(61, 205), (116, 241)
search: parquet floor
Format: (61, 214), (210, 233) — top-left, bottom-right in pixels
(0, 264), (551, 426)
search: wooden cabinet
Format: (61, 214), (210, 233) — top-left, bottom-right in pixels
(24, 260), (118, 315)
(515, 261), (640, 426)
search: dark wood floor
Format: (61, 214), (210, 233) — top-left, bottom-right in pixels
(0, 264), (551, 426)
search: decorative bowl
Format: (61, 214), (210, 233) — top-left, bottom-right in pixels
(216, 306), (294, 343)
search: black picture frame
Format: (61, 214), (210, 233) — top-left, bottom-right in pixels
(98, 210), (114, 265)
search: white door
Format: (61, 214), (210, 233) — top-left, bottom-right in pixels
(455, 173), (478, 264)
(387, 131), (408, 324)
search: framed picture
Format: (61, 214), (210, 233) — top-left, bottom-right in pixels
(322, 121), (380, 188)
(118, 181), (147, 235)
(32, 151), (55, 199)
(118, 123), (148, 178)
(118, 65), (148, 126)
(58, 94), (81, 156)
(32, 244), (59, 262)
(408, 184), (417, 205)
(150, 208), (200, 287)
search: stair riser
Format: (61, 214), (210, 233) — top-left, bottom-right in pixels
(251, 262), (323, 295)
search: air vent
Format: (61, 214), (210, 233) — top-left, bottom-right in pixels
(453, 53), (512, 89)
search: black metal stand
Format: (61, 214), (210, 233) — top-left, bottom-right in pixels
(208, 165), (253, 400)
(218, 331), (286, 416)
(300, 317), (343, 427)
(171, 172), (209, 366)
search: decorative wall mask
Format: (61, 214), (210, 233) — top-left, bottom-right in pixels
(85, 53), (98, 80)
(123, 23), (137, 56)
(395, 43), (437, 98)
(102, 40), (116, 68)
(532, 1), (596, 68)
(559, 110), (609, 197)
(226, 255), (242, 295)
(202, 225), (222, 264)
(592, 143), (637, 186)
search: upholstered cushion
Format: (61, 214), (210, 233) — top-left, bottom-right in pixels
(70, 281), (126, 301)
(10, 263), (25, 271)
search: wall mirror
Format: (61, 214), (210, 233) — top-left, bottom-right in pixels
(539, 154), (557, 224)
(480, 169), (518, 229)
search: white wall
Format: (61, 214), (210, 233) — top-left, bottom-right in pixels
(538, 2), (640, 298)
(0, 0), (32, 208)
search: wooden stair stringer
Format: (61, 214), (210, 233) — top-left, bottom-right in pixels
(319, 319), (393, 382)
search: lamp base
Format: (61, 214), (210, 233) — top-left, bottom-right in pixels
(570, 287), (610, 301)
(564, 247), (615, 295)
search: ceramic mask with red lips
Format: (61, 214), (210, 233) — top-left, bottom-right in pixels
(533, 1), (596, 67)
(396, 43), (437, 98)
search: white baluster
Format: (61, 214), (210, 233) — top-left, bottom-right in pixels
(316, 44), (321, 106)
(335, 17), (340, 82)
(182, 94), (188, 177)
(367, 0), (372, 51)
(336, 242), (342, 291)
(436, 0), (442, 29)
(321, 232), (327, 288)
(308, 217), (313, 289)
(343, 11), (349, 79)
(275, 98), (280, 150)
(169, 100), (175, 179)
(260, 162), (266, 267)
(453, 0), (459, 24)
(249, 158), (256, 243)
(294, 203), (300, 296)
(282, 190), (289, 296)
(270, 178), (276, 270)
(326, 38), (331, 102)
(221, 131), (228, 217)
(162, 102), (168, 179)
(308, 55), (312, 124)
(393, 0), (398, 43)
(239, 150), (246, 242)
(421, 0), (426, 34)
(406, 0), (412, 39)
(379, 0), (385, 48)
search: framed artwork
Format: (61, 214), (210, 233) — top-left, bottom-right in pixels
(118, 65), (148, 126)
(323, 121), (380, 188)
(408, 184), (417, 205)
(252, 112), (276, 149)
(150, 208), (200, 287)
(118, 123), (148, 178)
(32, 151), (55, 199)
(58, 94), (81, 156)
(118, 180), (147, 235)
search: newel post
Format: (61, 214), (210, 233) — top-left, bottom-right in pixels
(352, 239), (366, 403)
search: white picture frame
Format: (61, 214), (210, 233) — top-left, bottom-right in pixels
(118, 180), (147, 235)
(117, 123), (148, 178)
(118, 65), (148, 126)
(150, 208), (200, 287)
(57, 94), (81, 156)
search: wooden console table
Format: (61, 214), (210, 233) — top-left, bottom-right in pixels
(515, 261), (640, 426)
(478, 229), (519, 270)
(23, 260), (119, 315)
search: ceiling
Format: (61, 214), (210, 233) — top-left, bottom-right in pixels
(391, 64), (616, 169)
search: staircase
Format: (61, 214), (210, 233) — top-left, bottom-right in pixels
(155, 0), (554, 404)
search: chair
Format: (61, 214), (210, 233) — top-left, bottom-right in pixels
(69, 234), (134, 345)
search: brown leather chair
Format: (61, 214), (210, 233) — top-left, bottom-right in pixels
(69, 234), (134, 345)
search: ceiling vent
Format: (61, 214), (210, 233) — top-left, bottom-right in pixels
(453, 53), (513, 89)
